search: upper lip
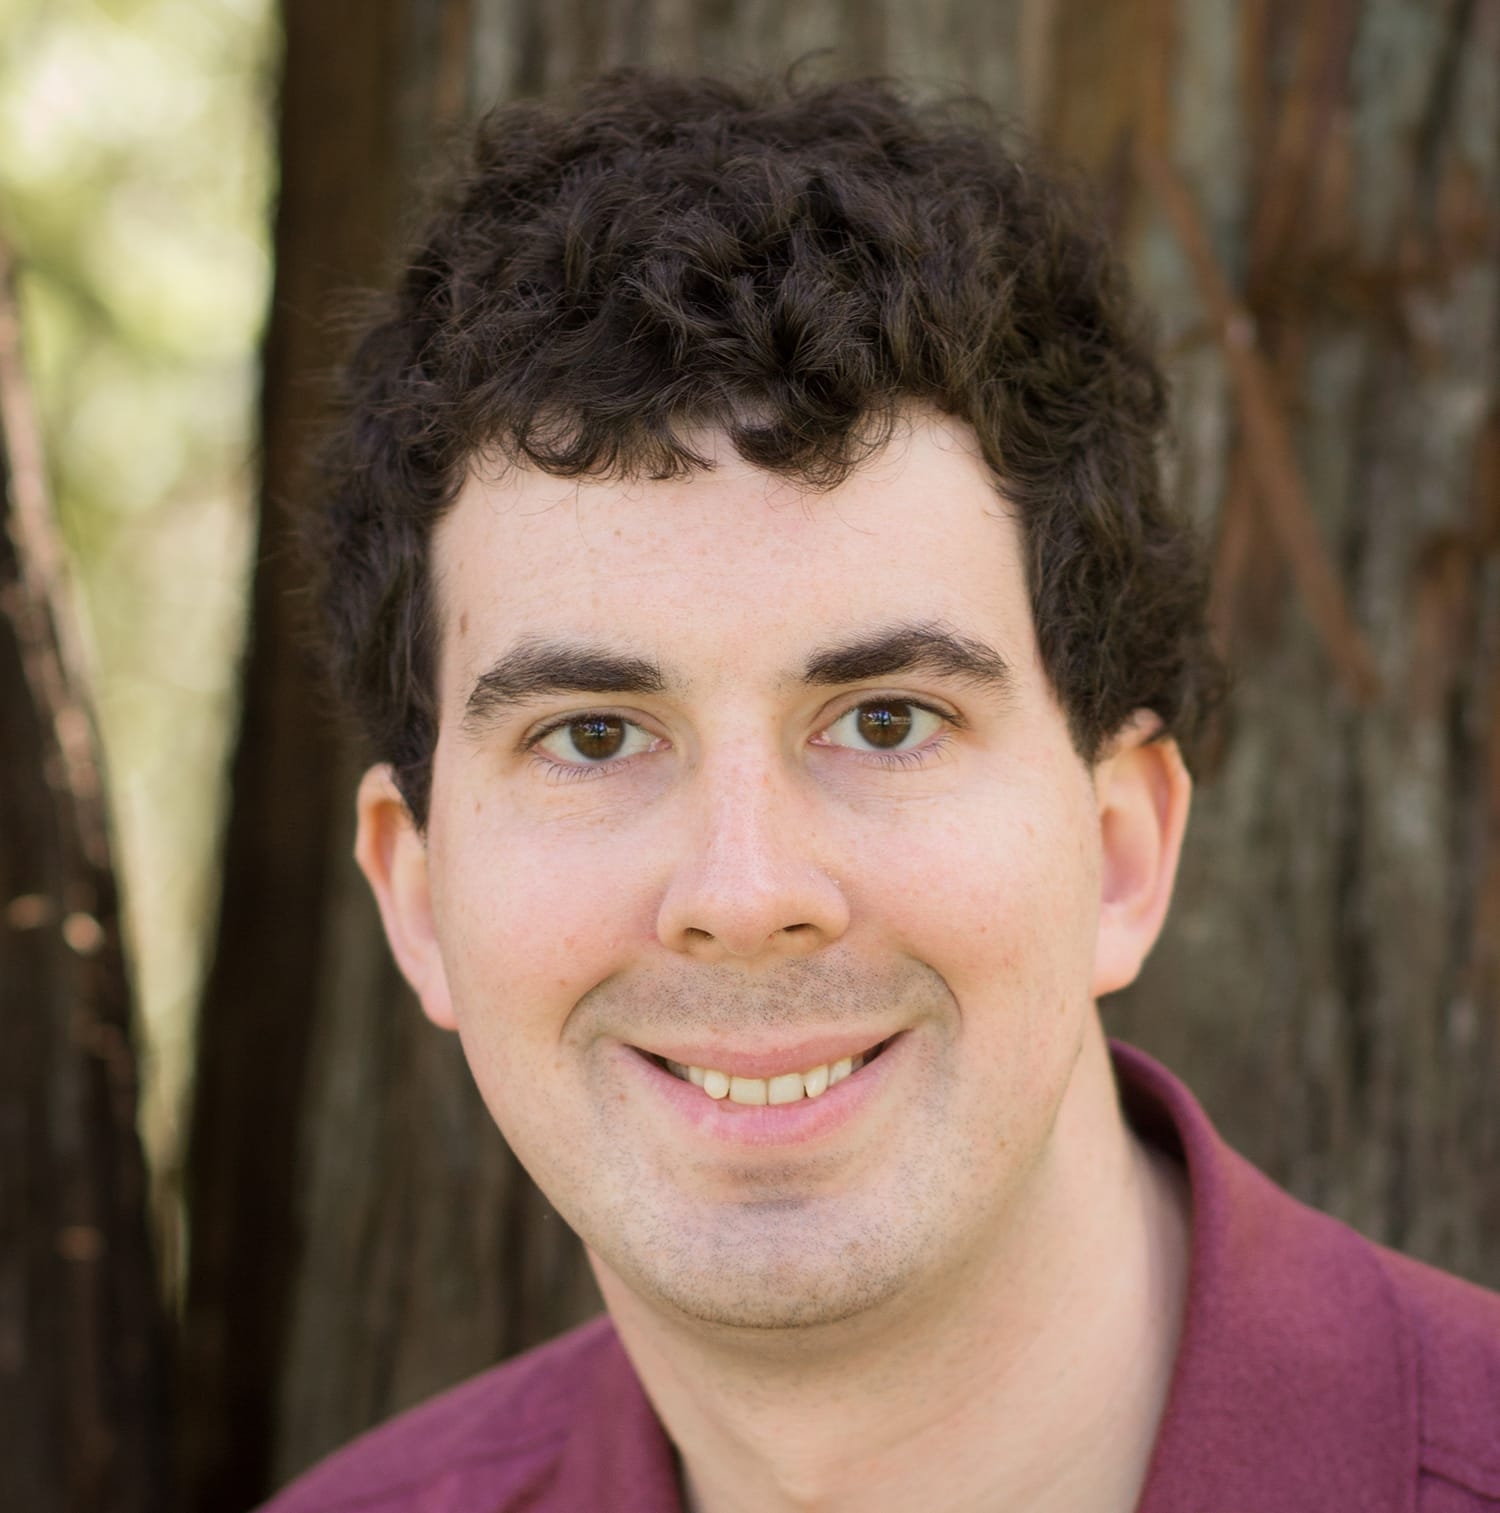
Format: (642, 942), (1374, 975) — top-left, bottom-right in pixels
(630, 1032), (895, 1079)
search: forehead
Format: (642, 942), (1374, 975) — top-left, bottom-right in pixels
(431, 412), (1035, 690)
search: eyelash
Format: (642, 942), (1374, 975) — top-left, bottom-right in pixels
(534, 757), (622, 786)
(522, 713), (652, 784)
(522, 698), (960, 782)
(858, 731), (956, 771)
(814, 697), (962, 768)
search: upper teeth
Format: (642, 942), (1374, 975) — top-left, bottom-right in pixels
(664, 1055), (864, 1105)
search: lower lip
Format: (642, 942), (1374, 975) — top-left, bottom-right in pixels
(617, 1034), (906, 1149)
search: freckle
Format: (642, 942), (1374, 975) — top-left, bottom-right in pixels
(473, 800), (481, 814)
(459, 612), (469, 636)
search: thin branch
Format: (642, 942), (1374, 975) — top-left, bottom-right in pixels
(1249, 0), (1361, 274)
(0, 241), (111, 871)
(1136, 144), (1380, 703)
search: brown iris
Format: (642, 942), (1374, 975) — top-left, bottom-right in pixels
(568, 715), (627, 760)
(856, 701), (914, 749)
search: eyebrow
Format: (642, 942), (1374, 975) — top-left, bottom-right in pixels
(801, 621), (1013, 695)
(460, 620), (1012, 736)
(461, 638), (669, 736)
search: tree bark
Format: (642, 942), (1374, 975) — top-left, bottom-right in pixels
(173, 6), (407, 1510)
(0, 250), (166, 1512)
(1088, 0), (1500, 1292)
(181, 1), (1500, 1505)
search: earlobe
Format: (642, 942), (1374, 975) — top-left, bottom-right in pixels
(353, 765), (458, 1030)
(1090, 716), (1192, 999)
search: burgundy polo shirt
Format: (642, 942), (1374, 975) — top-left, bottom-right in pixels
(260, 1044), (1500, 1511)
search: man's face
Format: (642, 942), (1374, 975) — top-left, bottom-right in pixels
(361, 412), (1175, 1331)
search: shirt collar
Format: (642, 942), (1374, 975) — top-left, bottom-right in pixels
(553, 1323), (684, 1510)
(1115, 1041), (1418, 1513)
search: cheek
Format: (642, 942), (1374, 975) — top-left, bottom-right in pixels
(863, 782), (1101, 1006)
(433, 809), (658, 1033)
(430, 822), (649, 1153)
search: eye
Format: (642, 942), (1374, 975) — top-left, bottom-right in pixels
(818, 699), (947, 753)
(533, 713), (659, 766)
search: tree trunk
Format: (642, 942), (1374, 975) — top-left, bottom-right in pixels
(180, 1), (1500, 1506)
(0, 252), (167, 1512)
(173, 6), (406, 1510)
(1080, 0), (1500, 1292)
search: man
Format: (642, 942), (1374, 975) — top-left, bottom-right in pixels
(266, 71), (1500, 1513)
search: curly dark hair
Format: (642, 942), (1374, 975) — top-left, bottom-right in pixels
(309, 69), (1221, 826)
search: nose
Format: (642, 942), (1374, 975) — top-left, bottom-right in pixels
(655, 756), (850, 963)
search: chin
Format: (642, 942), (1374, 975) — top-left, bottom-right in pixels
(597, 1203), (932, 1334)
(660, 1274), (907, 1333)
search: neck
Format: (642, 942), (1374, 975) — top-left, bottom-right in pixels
(595, 1023), (1190, 1513)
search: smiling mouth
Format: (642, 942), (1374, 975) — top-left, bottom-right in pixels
(644, 1037), (893, 1106)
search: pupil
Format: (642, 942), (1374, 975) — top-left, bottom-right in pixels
(570, 715), (625, 760)
(857, 702), (912, 749)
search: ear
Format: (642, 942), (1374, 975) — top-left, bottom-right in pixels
(354, 764), (457, 1030)
(1090, 714), (1192, 999)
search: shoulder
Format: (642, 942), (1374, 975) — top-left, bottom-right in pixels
(257, 1315), (623, 1513)
(1112, 1042), (1500, 1510)
(1372, 1245), (1500, 1506)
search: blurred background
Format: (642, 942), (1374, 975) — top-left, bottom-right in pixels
(0, 0), (270, 1303)
(1, 2), (1496, 1510)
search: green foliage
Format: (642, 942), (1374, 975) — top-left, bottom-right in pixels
(0, 0), (275, 1279)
